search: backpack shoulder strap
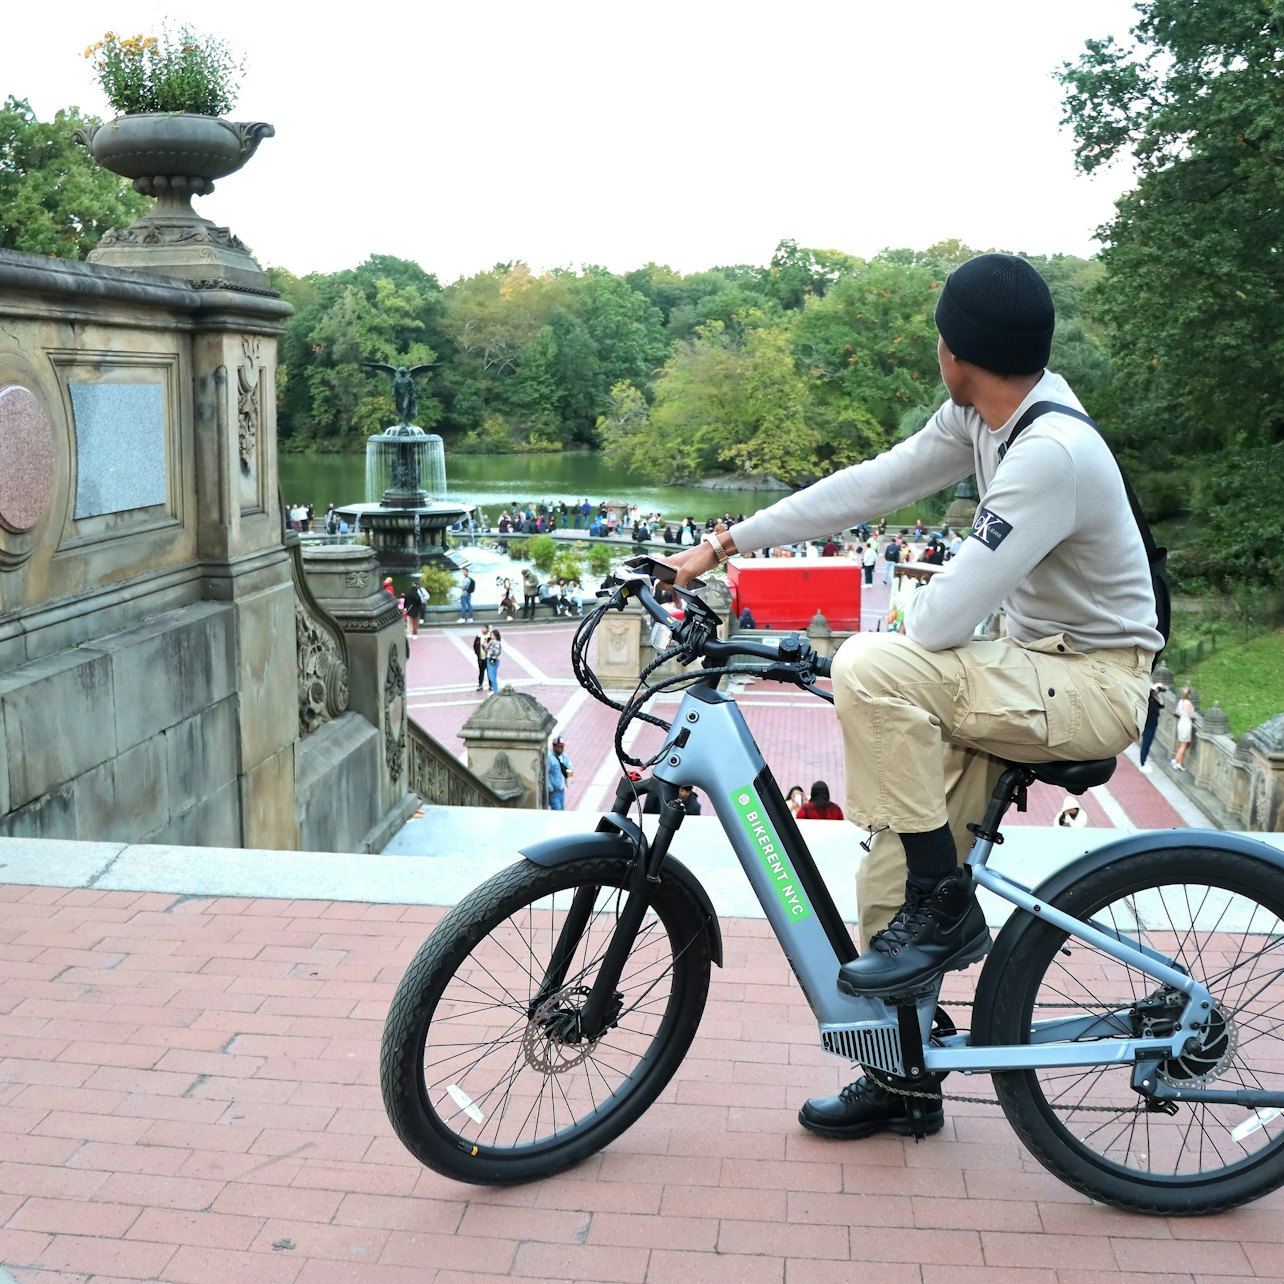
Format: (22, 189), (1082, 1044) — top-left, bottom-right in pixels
(999, 399), (1067, 459)
(1000, 400), (1160, 558)
(1000, 400), (1169, 650)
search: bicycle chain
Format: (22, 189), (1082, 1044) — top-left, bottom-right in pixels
(868, 1000), (1153, 1114)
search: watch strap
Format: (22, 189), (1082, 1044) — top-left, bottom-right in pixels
(702, 531), (730, 565)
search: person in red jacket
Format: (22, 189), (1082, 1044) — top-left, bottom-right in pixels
(796, 781), (844, 820)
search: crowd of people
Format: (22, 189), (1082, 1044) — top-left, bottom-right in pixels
(492, 499), (748, 545)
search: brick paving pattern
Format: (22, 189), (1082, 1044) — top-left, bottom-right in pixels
(3, 884), (1283, 1281)
(1, 596), (1245, 1280)
(406, 609), (1190, 833)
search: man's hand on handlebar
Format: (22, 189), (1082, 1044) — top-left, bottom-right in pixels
(623, 554), (706, 593)
(657, 538), (731, 589)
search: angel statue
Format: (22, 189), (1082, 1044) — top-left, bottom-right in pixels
(361, 362), (437, 426)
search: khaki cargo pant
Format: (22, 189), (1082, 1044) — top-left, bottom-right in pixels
(830, 632), (1152, 947)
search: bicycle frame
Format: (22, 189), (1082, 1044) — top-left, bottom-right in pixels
(639, 682), (1284, 1107)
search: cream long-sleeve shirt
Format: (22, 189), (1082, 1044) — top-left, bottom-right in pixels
(729, 372), (1163, 656)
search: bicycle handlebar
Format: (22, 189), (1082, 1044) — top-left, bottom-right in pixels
(605, 562), (833, 692)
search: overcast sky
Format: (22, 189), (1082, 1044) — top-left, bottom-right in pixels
(6, 0), (1143, 283)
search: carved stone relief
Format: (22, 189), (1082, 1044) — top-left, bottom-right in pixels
(384, 642), (407, 783)
(296, 602), (350, 737)
(99, 222), (249, 250)
(237, 336), (262, 473)
(482, 751), (523, 800)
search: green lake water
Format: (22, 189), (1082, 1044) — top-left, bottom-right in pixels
(278, 450), (933, 529)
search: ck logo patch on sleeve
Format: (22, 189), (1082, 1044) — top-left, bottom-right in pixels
(970, 507), (1013, 550)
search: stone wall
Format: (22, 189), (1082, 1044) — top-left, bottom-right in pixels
(0, 249), (301, 847)
(1142, 679), (1283, 832)
(296, 542), (420, 849)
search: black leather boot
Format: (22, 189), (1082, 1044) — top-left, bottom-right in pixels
(837, 872), (991, 999)
(798, 1072), (944, 1140)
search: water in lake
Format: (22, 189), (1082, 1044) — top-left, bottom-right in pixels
(279, 450), (935, 530)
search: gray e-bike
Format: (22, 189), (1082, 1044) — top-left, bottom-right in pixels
(381, 563), (1284, 1214)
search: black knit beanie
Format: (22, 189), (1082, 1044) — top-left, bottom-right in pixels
(934, 254), (1055, 375)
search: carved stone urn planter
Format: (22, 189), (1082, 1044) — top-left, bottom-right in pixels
(74, 113), (275, 291)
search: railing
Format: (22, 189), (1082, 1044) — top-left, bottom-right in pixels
(406, 717), (517, 809)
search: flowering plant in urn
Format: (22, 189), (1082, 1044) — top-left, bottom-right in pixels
(73, 25), (274, 289)
(84, 26), (243, 116)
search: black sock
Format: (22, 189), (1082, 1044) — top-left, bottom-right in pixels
(900, 825), (958, 890)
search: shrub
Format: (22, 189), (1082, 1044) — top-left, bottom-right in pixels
(1132, 470), (1189, 523)
(504, 537), (529, 561)
(1187, 446), (1284, 591)
(455, 413), (512, 454)
(552, 548), (584, 582)
(418, 565), (456, 604)
(527, 534), (558, 572)
(587, 543), (616, 577)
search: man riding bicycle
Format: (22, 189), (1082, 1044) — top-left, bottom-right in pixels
(665, 253), (1161, 1141)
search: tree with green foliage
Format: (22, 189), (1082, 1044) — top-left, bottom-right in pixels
(793, 257), (942, 440)
(1059, 0), (1284, 455)
(564, 270), (668, 415)
(602, 313), (864, 486)
(1169, 444), (1284, 593)
(273, 255), (444, 449)
(767, 239), (861, 310)
(0, 96), (147, 257)
(510, 324), (564, 447)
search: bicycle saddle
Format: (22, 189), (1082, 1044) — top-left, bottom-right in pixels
(1019, 757), (1116, 793)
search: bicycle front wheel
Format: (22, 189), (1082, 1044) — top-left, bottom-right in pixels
(380, 854), (713, 1184)
(986, 846), (1284, 1213)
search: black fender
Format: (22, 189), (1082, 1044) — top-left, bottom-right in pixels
(972, 828), (1284, 1043)
(519, 830), (724, 967)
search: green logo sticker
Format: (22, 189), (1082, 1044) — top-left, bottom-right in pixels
(730, 785), (812, 920)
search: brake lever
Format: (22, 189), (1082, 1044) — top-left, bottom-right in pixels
(799, 670), (835, 704)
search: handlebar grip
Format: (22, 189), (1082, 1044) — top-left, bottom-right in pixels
(813, 654), (832, 680)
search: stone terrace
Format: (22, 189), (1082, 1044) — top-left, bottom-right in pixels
(5, 592), (1280, 1282)
(4, 881), (1284, 1283)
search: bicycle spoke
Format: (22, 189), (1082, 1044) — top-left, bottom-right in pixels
(1015, 875), (1284, 1189)
(398, 872), (702, 1162)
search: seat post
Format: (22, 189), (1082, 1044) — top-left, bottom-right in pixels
(965, 765), (1037, 871)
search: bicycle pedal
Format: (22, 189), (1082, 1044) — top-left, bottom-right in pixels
(903, 1097), (934, 1142)
(885, 983), (939, 1004)
(836, 975), (937, 1002)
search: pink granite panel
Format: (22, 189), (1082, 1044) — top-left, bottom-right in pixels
(0, 385), (56, 532)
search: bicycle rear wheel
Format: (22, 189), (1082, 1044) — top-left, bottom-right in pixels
(986, 846), (1284, 1213)
(380, 854), (713, 1184)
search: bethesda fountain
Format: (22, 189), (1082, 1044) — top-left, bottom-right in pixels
(335, 364), (473, 575)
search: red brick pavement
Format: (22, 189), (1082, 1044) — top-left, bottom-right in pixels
(406, 619), (1193, 832)
(3, 883), (1282, 1282)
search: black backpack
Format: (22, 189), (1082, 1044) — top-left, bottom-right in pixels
(1003, 401), (1170, 656)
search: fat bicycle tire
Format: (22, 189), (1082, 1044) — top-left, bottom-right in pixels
(984, 846), (1284, 1214)
(380, 854), (713, 1184)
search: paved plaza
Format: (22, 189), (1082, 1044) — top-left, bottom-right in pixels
(6, 587), (1284, 1282)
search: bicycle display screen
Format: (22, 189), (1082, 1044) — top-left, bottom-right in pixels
(622, 555), (706, 591)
